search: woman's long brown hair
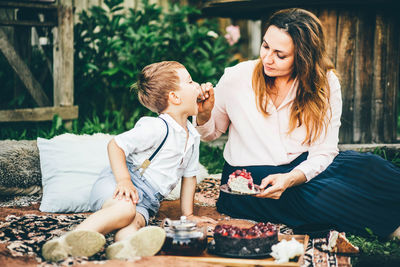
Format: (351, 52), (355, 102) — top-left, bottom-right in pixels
(252, 8), (336, 145)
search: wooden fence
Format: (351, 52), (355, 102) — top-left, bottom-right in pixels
(307, 7), (398, 144)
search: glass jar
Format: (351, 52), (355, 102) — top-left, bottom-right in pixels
(161, 216), (207, 256)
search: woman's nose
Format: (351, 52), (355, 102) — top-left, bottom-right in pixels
(265, 51), (274, 64)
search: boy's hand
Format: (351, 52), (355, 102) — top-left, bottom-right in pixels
(186, 214), (217, 225)
(113, 180), (139, 204)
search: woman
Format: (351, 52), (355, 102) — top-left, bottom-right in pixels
(196, 8), (400, 238)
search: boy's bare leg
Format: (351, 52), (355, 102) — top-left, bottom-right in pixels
(42, 198), (137, 262)
(114, 213), (146, 242)
(76, 198), (136, 235)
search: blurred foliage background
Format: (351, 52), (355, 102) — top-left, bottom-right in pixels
(0, 0), (236, 173)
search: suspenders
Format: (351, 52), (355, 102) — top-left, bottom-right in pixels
(135, 117), (169, 175)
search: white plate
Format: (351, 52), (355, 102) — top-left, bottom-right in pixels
(220, 184), (261, 195)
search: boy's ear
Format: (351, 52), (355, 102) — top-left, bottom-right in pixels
(168, 91), (181, 105)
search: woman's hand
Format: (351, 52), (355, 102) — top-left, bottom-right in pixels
(256, 170), (306, 199)
(186, 214), (217, 225)
(113, 179), (139, 204)
(197, 82), (215, 126)
(255, 173), (291, 199)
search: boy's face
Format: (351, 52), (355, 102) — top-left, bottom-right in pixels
(176, 68), (201, 116)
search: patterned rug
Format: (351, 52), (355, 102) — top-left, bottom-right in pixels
(195, 177), (220, 207)
(0, 177), (351, 266)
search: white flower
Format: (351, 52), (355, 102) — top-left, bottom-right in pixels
(270, 238), (304, 263)
(207, 31), (218, 38)
(224, 25), (240, 46)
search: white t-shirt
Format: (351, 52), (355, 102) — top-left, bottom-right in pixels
(114, 113), (200, 196)
(196, 59), (342, 181)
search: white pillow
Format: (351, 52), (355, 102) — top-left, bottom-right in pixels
(38, 133), (114, 213)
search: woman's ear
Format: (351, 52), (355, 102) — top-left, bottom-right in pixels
(168, 91), (181, 105)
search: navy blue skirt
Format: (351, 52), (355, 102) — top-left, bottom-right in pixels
(216, 150), (400, 237)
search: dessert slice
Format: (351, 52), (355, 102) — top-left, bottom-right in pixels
(325, 230), (359, 253)
(227, 169), (256, 194)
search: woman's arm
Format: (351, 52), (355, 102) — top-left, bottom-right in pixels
(195, 72), (233, 141)
(196, 83), (214, 126)
(292, 71), (342, 180)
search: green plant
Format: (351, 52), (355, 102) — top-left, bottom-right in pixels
(74, 0), (237, 124)
(371, 147), (400, 167)
(348, 231), (400, 267)
(199, 142), (225, 174)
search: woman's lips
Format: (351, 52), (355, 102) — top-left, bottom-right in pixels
(264, 65), (274, 71)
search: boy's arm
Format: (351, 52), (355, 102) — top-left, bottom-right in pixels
(108, 138), (138, 203)
(180, 176), (217, 224)
(180, 176), (196, 217)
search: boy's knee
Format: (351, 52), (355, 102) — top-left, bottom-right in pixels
(134, 213), (146, 229)
(105, 199), (136, 218)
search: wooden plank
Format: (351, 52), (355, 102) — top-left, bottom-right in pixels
(338, 143), (400, 151)
(371, 13), (386, 143)
(335, 9), (357, 143)
(53, 0), (74, 106)
(383, 15), (399, 142)
(13, 9), (32, 105)
(0, 106), (78, 122)
(0, 1), (57, 10)
(202, 0), (399, 19)
(318, 8), (338, 65)
(168, 234), (309, 267)
(0, 20), (56, 27)
(353, 9), (374, 143)
(0, 27), (50, 107)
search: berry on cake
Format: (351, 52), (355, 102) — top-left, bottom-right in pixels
(227, 169), (257, 194)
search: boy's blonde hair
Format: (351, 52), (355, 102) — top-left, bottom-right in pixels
(133, 61), (185, 113)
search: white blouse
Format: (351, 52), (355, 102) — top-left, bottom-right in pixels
(115, 113), (200, 196)
(195, 60), (342, 181)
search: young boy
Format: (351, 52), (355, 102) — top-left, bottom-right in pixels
(42, 61), (216, 262)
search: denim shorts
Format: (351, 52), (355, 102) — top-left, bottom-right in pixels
(88, 164), (164, 225)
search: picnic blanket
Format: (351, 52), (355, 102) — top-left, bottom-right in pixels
(0, 177), (351, 267)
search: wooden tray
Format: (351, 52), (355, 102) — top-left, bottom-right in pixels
(164, 234), (309, 266)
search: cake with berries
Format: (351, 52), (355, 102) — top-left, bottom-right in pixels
(227, 169), (257, 194)
(212, 222), (278, 256)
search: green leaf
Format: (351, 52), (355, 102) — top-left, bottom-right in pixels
(365, 227), (374, 236)
(101, 67), (119, 76)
